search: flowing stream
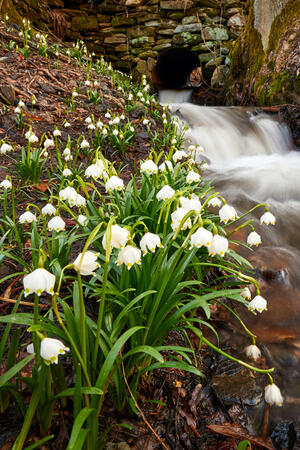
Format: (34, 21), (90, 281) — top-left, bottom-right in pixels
(161, 91), (300, 433)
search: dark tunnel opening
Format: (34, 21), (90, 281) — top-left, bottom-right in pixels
(152, 47), (200, 90)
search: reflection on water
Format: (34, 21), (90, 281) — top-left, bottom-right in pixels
(165, 97), (300, 431)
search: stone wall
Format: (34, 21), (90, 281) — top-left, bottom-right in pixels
(11, 0), (247, 87)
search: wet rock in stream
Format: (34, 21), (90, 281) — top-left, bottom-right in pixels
(271, 420), (300, 450)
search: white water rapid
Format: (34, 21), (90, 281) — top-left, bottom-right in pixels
(162, 93), (300, 430)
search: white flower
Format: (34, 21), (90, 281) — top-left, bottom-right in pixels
(41, 204), (56, 216)
(43, 139), (54, 148)
(102, 128), (108, 136)
(260, 211), (276, 226)
(19, 211), (36, 224)
(102, 224), (130, 250)
(28, 134), (39, 144)
(78, 214), (88, 226)
(18, 100), (25, 107)
(72, 91), (78, 97)
(208, 235), (229, 257)
(247, 231), (262, 247)
(59, 186), (77, 206)
(172, 150), (188, 162)
(190, 227), (213, 249)
(186, 170), (201, 184)
(156, 185), (175, 201)
(80, 139), (89, 149)
(142, 119), (149, 125)
(207, 197), (222, 208)
(120, 114), (125, 120)
(105, 112), (111, 118)
(62, 168), (72, 177)
(245, 344), (261, 361)
(112, 117), (120, 125)
(84, 80), (91, 86)
(0, 179), (12, 189)
(88, 124), (95, 130)
(63, 148), (71, 156)
(219, 204), (238, 224)
(14, 107), (21, 114)
(85, 117), (92, 124)
(28, 338), (69, 365)
(65, 154), (73, 161)
(241, 287), (251, 300)
(0, 143), (12, 154)
(85, 163), (103, 180)
(74, 193), (86, 207)
(73, 250), (100, 276)
(171, 208), (192, 232)
(23, 268), (55, 297)
(105, 176), (124, 192)
(53, 129), (61, 137)
(64, 122), (71, 128)
(140, 232), (163, 255)
(248, 295), (267, 313)
(47, 216), (65, 232)
(202, 162), (209, 171)
(112, 129), (119, 136)
(129, 126), (135, 132)
(116, 245), (142, 269)
(159, 160), (173, 173)
(96, 121), (103, 128)
(140, 160), (158, 175)
(264, 384), (283, 406)
(180, 196), (201, 213)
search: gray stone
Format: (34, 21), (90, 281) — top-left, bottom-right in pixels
(160, 0), (194, 10)
(158, 28), (176, 36)
(129, 36), (155, 47)
(111, 16), (136, 27)
(127, 25), (155, 38)
(227, 13), (246, 28)
(202, 26), (229, 40)
(205, 56), (224, 67)
(182, 15), (197, 25)
(192, 41), (215, 51)
(174, 23), (201, 33)
(172, 32), (202, 45)
(198, 53), (214, 63)
(144, 21), (160, 27)
(104, 34), (127, 44)
(153, 42), (172, 51)
(211, 64), (230, 87)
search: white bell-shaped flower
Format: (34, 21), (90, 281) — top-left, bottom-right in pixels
(116, 245), (142, 270)
(27, 338), (69, 364)
(156, 185), (175, 201)
(264, 383), (283, 406)
(207, 197), (222, 208)
(63, 148), (71, 156)
(140, 160), (158, 175)
(43, 138), (54, 148)
(248, 295), (267, 313)
(0, 143), (12, 154)
(105, 176), (124, 192)
(47, 216), (65, 232)
(74, 193), (86, 207)
(80, 139), (90, 149)
(78, 214), (88, 226)
(208, 235), (229, 257)
(0, 179), (12, 189)
(53, 129), (61, 137)
(85, 117), (92, 124)
(41, 204), (56, 216)
(247, 231), (262, 247)
(140, 232), (163, 255)
(245, 344), (261, 361)
(19, 211), (36, 224)
(260, 211), (276, 225)
(190, 227), (213, 249)
(159, 160), (173, 173)
(241, 287), (251, 300)
(219, 204), (238, 224)
(62, 168), (72, 177)
(180, 196), (202, 213)
(85, 163), (103, 180)
(59, 186), (77, 205)
(28, 134), (39, 144)
(172, 150), (188, 162)
(73, 250), (100, 276)
(171, 208), (192, 232)
(102, 224), (130, 250)
(186, 170), (201, 184)
(23, 268), (55, 297)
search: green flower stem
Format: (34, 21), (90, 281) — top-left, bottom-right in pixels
(201, 193), (225, 210)
(223, 203), (269, 228)
(200, 333), (274, 375)
(77, 272), (87, 371)
(51, 293), (91, 388)
(54, 137), (62, 170)
(33, 294), (41, 366)
(226, 219), (254, 238)
(216, 300), (257, 341)
(3, 189), (7, 219)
